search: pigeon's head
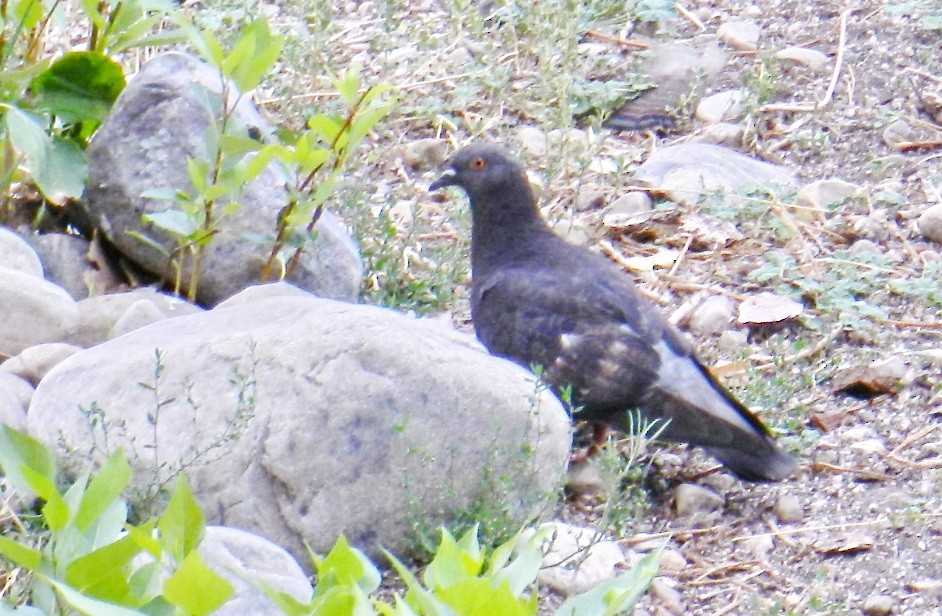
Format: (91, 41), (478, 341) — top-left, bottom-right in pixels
(429, 142), (529, 201)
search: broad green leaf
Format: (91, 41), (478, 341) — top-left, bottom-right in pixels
(334, 69), (361, 106)
(314, 535), (381, 594)
(143, 210), (200, 238)
(306, 115), (342, 143)
(0, 425), (57, 494)
(20, 466), (69, 530)
(161, 551), (232, 615)
(254, 582), (311, 616)
(34, 137), (87, 204)
(490, 529), (546, 597)
(423, 527), (484, 591)
(383, 550), (455, 616)
(554, 547), (661, 616)
(186, 157), (209, 193)
(0, 535), (43, 570)
(73, 450), (131, 531)
(436, 578), (535, 616)
(125, 521), (161, 560)
(140, 187), (185, 202)
(226, 20), (284, 92)
(157, 475), (204, 562)
(10, 0), (43, 30)
(30, 51), (125, 124)
(65, 534), (142, 604)
(38, 575), (148, 616)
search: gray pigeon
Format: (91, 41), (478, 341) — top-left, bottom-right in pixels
(430, 142), (797, 482)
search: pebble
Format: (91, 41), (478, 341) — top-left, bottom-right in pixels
(0, 343), (82, 386)
(795, 178), (864, 220)
(907, 579), (942, 597)
(657, 549), (688, 573)
(649, 578), (684, 615)
(717, 20), (761, 51)
(673, 483), (723, 516)
(516, 125), (548, 157)
(742, 534), (774, 560)
(775, 46), (830, 71)
(862, 593), (895, 615)
(0, 268), (79, 357)
(0, 228), (43, 277)
(396, 138), (447, 170)
(28, 233), (93, 300)
(607, 192), (653, 217)
(575, 185), (606, 211)
(696, 90), (746, 124)
(882, 120), (915, 148)
(698, 122), (744, 146)
(850, 438), (887, 454)
(688, 295), (735, 336)
(566, 459), (605, 497)
(848, 239), (883, 257)
(524, 523), (627, 596)
(717, 328), (749, 354)
(774, 493), (804, 523)
(0, 372), (34, 409)
(916, 203), (942, 243)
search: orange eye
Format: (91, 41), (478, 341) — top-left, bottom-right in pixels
(472, 158), (486, 169)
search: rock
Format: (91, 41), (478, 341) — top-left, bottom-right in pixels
(566, 459), (605, 497)
(695, 90), (746, 124)
(523, 523), (626, 596)
(81, 52), (363, 306)
(795, 178), (864, 222)
(717, 329), (749, 354)
(773, 493), (804, 523)
(832, 356), (906, 397)
(0, 343), (82, 386)
(697, 122), (744, 146)
(673, 484), (723, 516)
(0, 228), (43, 277)
(907, 578), (942, 598)
(633, 143), (795, 206)
(0, 268), (79, 357)
(0, 372), (34, 410)
(574, 185), (605, 211)
(850, 438), (886, 454)
(216, 281), (316, 308)
(27, 294), (570, 562)
(882, 119), (915, 148)
(649, 578), (684, 615)
(775, 47), (830, 71)
(687, 295), (735, 336)
(26, 233), (94, 300)
(737, 292), (803, 325)
(550, 216), (591, 245)
(395, 138), (448, 170)
(862, 593), (894, 615)
(199, 527), (313, 615)
(0, 385), (26, 431)
(717, 20), (761, 51)
(516, 125), (548, 157)
(741, 534), (774, 560)
(66, 288), (203, 348)
(657, 549), (688, 573)
(848, 239), (883, 257)
(917, 203), (942, 243)
(607, 192), (653, 216)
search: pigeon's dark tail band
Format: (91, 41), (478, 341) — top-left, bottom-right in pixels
(703, 443), (798, 482)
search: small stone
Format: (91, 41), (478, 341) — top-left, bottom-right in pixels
(607, 192), (653, 216)
(775, 47), (830, 71)
(795, 178), (864, 220)
(700, 471), (736, 493)
(524, 523), (627, 596)
(742, 534), (774, 560)
(698, 122), (744, 146)
(0, 268), (79, 357)
(550, 216), (591, 245)
(882, 120), (916, 148)
(113, 299), (166, 338)
(516, 125), (548, 157)
(737, 292), (803, 325)
(850, 438), (887, 454)
(696, 90), (746, 124)
(575, 186), (606, 211)
(673, 483), (723, 516)
(567, 460), (605, 497)
(717, 20), (761, 51)
(774, 493), (804, 523)
(848, 239), (883, 257)
(0, 228), (43, 277)
(0, 372), (34, 409)
(397, 138), (448, 170)
(907, 578), (942, 598)
(862, 593), (894, 615)
(717, 329), (749, 354)
(0, 343), (83, 386)
(657, 549), (688, 573)
(917, 203), (942, 243)
(688, 295), (735, 336)
(649, 578), (684, 615)
(28, 233), (94, 300)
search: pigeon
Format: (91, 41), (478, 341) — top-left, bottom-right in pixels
(429, 142), (797, 482)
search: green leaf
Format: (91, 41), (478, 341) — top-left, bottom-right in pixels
(306, 115), (342, 143)
(334, 69), (361, 106)
(157, 475), (204, 562)
(39, 575), (149, 616)
(490, 529), (546, 597)
(436, 578), (535, 616)
(10, 0), (43, 30)
(555, 547), (661, 616)
(0, 425), (57, 495)
(383, 550), (455, 616)
(30, 51), (125, 124)
(64, 534), (143, 604)
(20, 466), (69, 530)
(73, 450), (131, 531)
(143, 210), (200, 238)
(125, 521), (162, 560)
(223, 19), (284, 92)
(314, 535), (381, 594)
(162, 551), (233, 615)
(0, 535), (43, 570)
(423, 527), (483, 591)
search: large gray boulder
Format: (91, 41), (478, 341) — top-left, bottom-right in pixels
(27, 290), (570, 561)
(81, 52), (363, 306)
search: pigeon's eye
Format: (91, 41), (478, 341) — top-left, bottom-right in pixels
(472, 158), (486, 170)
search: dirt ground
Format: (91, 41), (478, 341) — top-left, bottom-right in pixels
(282, 0), (942, 613)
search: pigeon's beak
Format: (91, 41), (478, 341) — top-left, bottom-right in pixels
(429, 169), (457, 191)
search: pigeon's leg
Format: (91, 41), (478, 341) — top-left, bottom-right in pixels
(569, 423), (610, 463)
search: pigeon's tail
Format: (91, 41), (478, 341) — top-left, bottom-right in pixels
(636, 345), (798, 482)
(703, 442), (797, 482)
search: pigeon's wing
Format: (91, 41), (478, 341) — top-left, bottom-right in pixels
(471, 266), (664, 411)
